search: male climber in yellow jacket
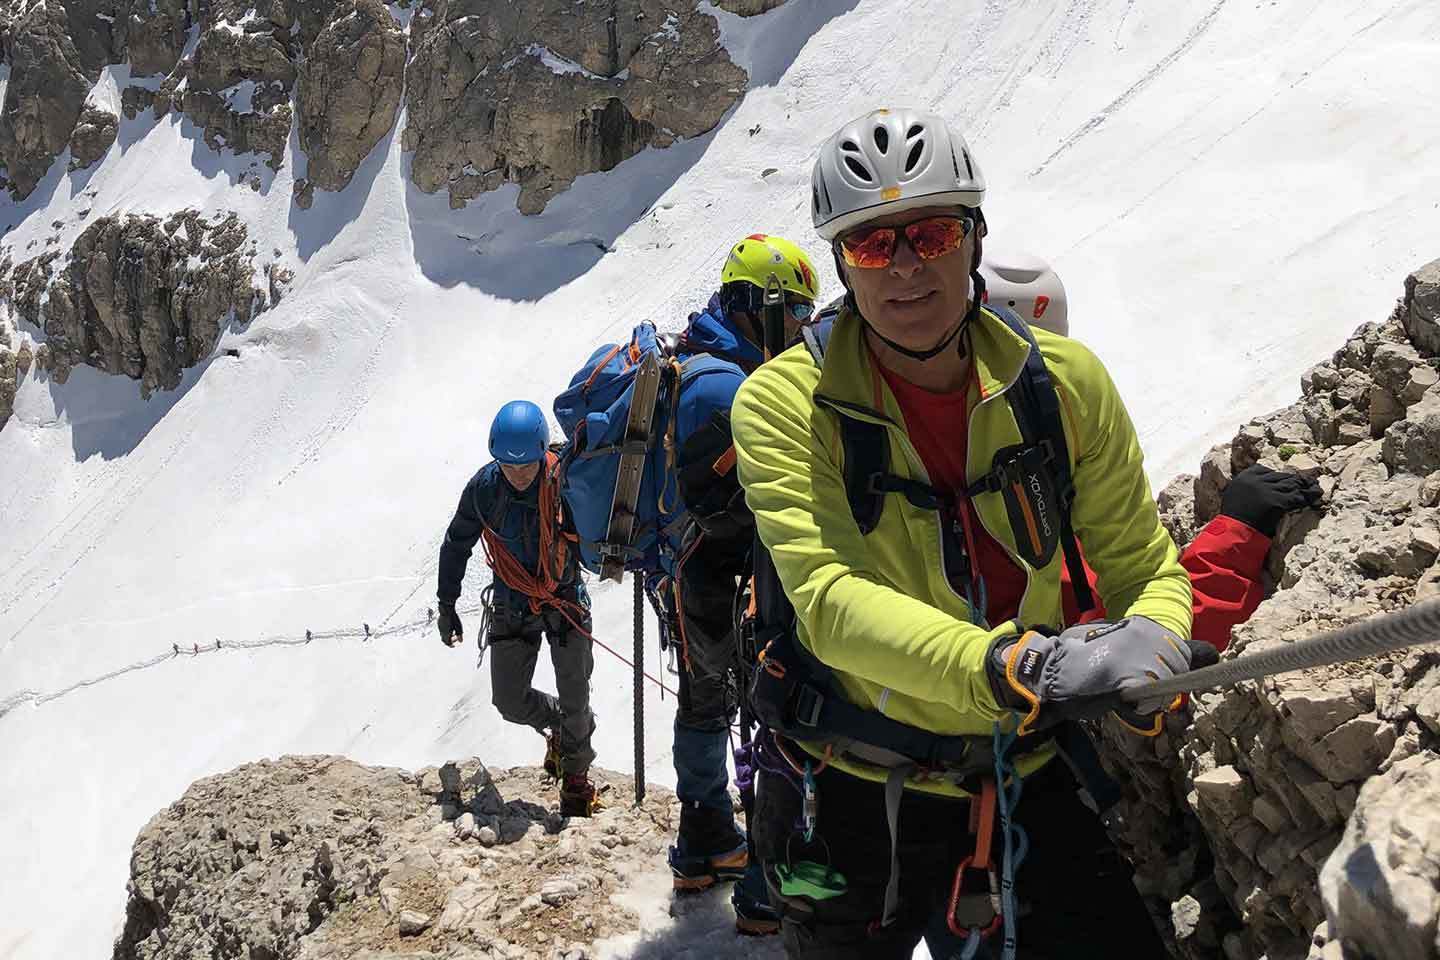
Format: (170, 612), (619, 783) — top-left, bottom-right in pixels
(732, 107), (1200, 958)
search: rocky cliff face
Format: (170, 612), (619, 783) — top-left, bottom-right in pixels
(0, 0), (751, 208)
(0, 210), (265, 406)
(0, 1), (107, 198)
(295, 0), (407, 195)
(112, 756), (675, 960)
(1111, 258), (1440, 960)
(402, 0), (747, 214)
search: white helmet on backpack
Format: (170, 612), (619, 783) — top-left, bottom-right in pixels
(811, 108), (986, 242)
(979, 252), (1068, 337)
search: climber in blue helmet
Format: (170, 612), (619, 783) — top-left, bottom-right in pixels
(435, 400), (600, 817)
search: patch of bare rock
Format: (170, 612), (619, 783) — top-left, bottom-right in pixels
(111, 756), (675, 960)
(0, 0), (763, 210)
(0, 210), (295, 428)
(1097, 256), (1440, 960)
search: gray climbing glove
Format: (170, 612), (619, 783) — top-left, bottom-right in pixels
(987, 616), (1206, 736)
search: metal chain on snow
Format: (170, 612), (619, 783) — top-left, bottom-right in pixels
(0, 576), (681, 721)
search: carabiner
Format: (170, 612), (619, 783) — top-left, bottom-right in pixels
(947, 854), (1004, 939)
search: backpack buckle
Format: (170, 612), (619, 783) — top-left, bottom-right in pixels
(596, 542), (630, 561)
(793, 683), (825, 728)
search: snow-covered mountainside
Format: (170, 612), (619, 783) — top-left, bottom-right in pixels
(1, 1), (1437, 957)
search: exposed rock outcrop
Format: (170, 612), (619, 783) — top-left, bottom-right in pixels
(112, 756), (673, 960)
(0, 2), (101, 198)
(1099, 257), (1440, 960)
(125, 0), (194, 78)
(68, 104), (119, 170)
(160, 3), (301, 168)
(713, 0), (787, 14)
(2, 0), (759, 207)
(2, 211), (259, 401)
(296, 0), (407, 192)
(403, 0), (749, 213)
(1318, 753), (1440, 960)
(0, 313), (17, 428)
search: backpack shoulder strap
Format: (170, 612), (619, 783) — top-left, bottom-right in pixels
(801, 303), (942, 536)
(840, 420), (888, 535)
(986, 306), (1094, 613)
(801, 298), (844, 366)
(799, 308), (888, 534)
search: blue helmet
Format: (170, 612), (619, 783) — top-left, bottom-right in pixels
(489, 400), (550, 464)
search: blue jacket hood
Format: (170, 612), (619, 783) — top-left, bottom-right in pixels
(682, 292), (763, 369)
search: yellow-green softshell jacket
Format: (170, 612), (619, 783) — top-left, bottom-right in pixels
(731, 305), (1193, 796)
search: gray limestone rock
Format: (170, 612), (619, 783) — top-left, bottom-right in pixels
(296, 0), (406, 193)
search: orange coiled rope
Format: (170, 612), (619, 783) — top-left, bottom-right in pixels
(478, 452), (576, 619)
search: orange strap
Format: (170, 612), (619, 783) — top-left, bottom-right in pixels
(580, 343), (624, 394)
(968, 777), (997, 870)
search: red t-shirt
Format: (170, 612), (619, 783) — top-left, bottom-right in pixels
(876, 361), (1028, 626)
(876, 358), (1272, 645)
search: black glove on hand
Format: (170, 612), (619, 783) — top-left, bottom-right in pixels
(437, 602), (463, 648)
(988, 616), (1211, 736)
(1221, 464), (1323, 537)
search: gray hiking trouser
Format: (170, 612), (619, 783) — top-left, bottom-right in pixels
(488, 603), (596, 774)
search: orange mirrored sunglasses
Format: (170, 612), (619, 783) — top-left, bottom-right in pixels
(839, 215), (973, 269)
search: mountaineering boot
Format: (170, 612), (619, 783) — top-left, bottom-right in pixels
(668, 800), (748, 891)
(732, 860), (781, 935)
(559, 772), (601, 817)
(542, 730), (563, 780)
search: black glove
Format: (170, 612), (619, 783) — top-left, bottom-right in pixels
(987, 617), (1215, 736)
(437, 602), (462, 648)
(1221, 464), (1323, 537)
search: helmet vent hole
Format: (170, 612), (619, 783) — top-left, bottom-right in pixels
(905, 141), (924, 173)
(841, 140), (861, 154)
(843, 156), (873, 182)
(961, 148), (975, 180)
(872, 126), (889, 153)
(907, 123), (924, 139)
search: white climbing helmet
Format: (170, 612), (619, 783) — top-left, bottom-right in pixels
(980, 251), (1069, 337)
(811, 108), (986, 241)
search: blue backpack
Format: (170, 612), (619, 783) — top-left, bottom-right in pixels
(554, 322), (746, 575)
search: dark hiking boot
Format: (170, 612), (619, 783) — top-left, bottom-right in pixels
(559, 773), (602, 817)
(669, 802), (748, 891)
(732, 882), (781, 935)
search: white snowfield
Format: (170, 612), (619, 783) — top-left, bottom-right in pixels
(1, 1), (1437, 957)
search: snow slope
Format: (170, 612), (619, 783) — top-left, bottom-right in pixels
(1, 1), (1438, 957)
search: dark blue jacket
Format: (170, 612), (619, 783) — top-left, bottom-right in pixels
(438, 461), (582, 613)
(680, 293), (763, 370)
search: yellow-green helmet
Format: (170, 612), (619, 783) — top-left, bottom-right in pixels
(721, 234), (821, 302)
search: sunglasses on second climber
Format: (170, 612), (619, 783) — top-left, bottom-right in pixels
(721, 281), (816, 323)
(838, 215), (974, 269)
